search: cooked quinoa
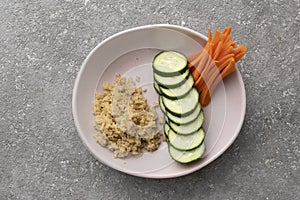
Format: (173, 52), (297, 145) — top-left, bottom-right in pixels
(93, 74), (161, 158)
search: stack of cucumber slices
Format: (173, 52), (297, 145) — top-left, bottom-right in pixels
(153, 51), (206, 164)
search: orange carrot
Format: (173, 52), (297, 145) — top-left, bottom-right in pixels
(207, 55), (223, 83)
(230, 41), (237, 48)
(187, 27), (247, 107)
(189, 51), (203, 68)
(195, 58), (214, 92)
(221, 62), (236, 78)
(218, 57), (235, 72)
(200, 59), (236, 106)
(196, 49), (210, 76)
(188, 49), (202, 64)
(211, 30), (221, 50)
(217, 46), (233, 60)
(188, 64), (196, 74)
(190, 50), (208, 80)
(234, 46), (247, 62)
(218, 53), (234, 65)
(221, 27), (228, 35)
(208, 29), (212, 43)
(191, 69), (200, 81)
(213, 40), (224, 60)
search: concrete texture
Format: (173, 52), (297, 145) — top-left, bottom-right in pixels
(0, 0), (299, 199)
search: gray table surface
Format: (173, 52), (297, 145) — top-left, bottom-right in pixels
(1, 0), (299, 199)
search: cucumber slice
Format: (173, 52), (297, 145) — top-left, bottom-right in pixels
(163, 123), (170, 138)
(162, 88), (199, 117)
(159, 75), (194, 100)
(153, 51), (188, 76)
(169, 142), (206, 164)
(154, 69), (189, 88)
(165, 115), (169, 124)
(166, 101), (201, 125)
(153, 82), (162, 95)
(168, 128), (205, 151)
(159, 96), (166, 114)
(168, 111), (204, 135)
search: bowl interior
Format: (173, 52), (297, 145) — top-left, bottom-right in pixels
(72, 25), (246, 178)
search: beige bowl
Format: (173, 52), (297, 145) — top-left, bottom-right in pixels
(72, 24), (246, 178)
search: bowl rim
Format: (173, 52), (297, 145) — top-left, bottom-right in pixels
(72, 24), (246, 178)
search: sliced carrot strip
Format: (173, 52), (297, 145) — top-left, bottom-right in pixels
(218, 53), (234, 65)
(218, 46), (233, 60)
(191, 50), (208, 80)
(222, 27), (227, 34)
(211, 30), (221, 50)
(200, 59), (236, 106)
(226, 26), (232, 35)
(188, 63), (196, 73)
(188, 49), (202, 63)
(213, 40), (224, 60)
(230, 41), (236, 48)
(195, 58), (214, 92)
(221, 61), (236, 78)
(234, 51), (246, 62)
(208, 29), (212, 43)
(233, 46), (247, 62)
(187, 27), (247, 106)
(196, 49), (210, 76)
(218, 57), (235, 72)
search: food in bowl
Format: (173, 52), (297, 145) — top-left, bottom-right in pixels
(93, 74), (161, 158)
(72, 24), (247, 177)
(187, 26), (247, 106)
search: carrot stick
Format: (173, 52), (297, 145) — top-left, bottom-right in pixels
(188, 49), (202, 63)
(195, 49), (210, 76)
(230, 41), (236, 48)
(224, 34), (231, 43)
(195, 58), (214, 92)
(217, 46), (233, 60)
(199, 71), (221, 106)
(206, 59), (229, 92)
(233, 45), (247, 55)
(226, 26), (232, 35)
(189, 58), (201, 79)
(234, 51), (246, 62)
(233, 46), (247, 62)
(188, 62), (197, 73)
(207, 46), (222, 79)
(218, 53), (234, 65)
(213, 40), (224, 60)
(193, 44), (212, 80)
(205, 61), (219, 88)
(218, 58), (235, 73)
(208, 29), (212, 43)
(188, 64), (196, 74)
(211, 30), (221, 50)
(200, 60), (235, 106)
(189, 50), (203, 67)
(190, 50), (208, 80)
(222, 26), (232, 40)
(220, 61), (236, 78)
(233, 46), (242, 55)
(192, 68), (200, 81)
(188, 27), (247, 106)
(200, 46), (215, 86)
(199, 85), (210, 106)
(222, 41), (233, 50)
(221, 27), (228, 35)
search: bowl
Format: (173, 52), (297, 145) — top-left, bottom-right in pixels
(72, 24), (246, 178)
